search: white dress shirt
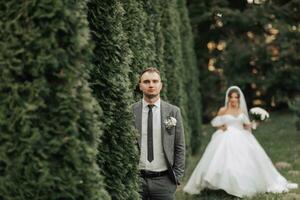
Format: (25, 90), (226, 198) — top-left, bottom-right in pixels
(139, 98), (168, 172)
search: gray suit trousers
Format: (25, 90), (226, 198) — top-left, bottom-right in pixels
(140, 175), (177, 200)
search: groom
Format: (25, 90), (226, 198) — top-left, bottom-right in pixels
(132, 67), (185, 200)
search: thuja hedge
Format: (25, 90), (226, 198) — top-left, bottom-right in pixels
(0, 0), (202, 199)
(178, 0), (202, 154)
(0, 1), (109, 199)
(87, 1), (139, 199)
(122, 0), (149, 100)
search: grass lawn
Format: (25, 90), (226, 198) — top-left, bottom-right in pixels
(176, 110), (300, 200)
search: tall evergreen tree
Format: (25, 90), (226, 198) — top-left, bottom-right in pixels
(0, 1), (109, 199)
(87, 1), (139, 199)
(122, 0), (149, 100)
(178, 0), (202, 154)
(141, 0), (169, 100)
(267, 0), (300, 128)
(161, 0), (185, 106)
(264, 0), (300, 103)
(160, 0), (191, 153)
(187, 1), (226, 121)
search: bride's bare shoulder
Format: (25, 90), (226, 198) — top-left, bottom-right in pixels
(217, 107), (227, 116)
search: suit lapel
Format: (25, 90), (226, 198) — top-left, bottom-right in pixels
(160, 100), (168, 144)
(160, 100), (174, 170)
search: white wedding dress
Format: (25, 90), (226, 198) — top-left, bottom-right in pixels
(183, 113), (298, 198)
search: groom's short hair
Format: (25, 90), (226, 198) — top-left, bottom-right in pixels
(139, 67), (161, 83)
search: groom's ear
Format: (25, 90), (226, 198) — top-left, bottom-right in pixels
(136, 83), (142, 93)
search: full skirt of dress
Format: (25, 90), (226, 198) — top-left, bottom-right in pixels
(183, 126), (298, 198)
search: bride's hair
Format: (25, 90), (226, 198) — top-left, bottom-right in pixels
(228, 89), (240, 99)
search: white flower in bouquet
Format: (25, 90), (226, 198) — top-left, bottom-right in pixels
(250, 107), (270, 129)
(250, 107), (269, 120)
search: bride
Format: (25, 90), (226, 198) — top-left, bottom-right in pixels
(183, 86), (298, 198)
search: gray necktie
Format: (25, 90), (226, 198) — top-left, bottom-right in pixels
(147, 104), (154, 162)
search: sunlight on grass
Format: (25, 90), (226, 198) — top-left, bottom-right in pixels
(176, 111), (300, 200)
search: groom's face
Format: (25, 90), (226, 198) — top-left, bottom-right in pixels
(139, 71), (162, 98)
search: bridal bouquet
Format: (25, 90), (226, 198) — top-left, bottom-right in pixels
(250, 107), (269, 129)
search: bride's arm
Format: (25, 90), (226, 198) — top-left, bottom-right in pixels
(218, 125), (227, 131)
(211, 107), (227, 131)
(242, 113), (253, 130)
(243, 123), (252, 130)
(245, 121), (259, 130)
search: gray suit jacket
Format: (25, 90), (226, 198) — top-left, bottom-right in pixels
(132, 99), (185, 185)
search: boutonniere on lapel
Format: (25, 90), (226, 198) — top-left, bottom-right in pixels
(164, 116), (177, 129)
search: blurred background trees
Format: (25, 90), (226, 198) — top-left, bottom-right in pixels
(187, 0), (300, 124)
